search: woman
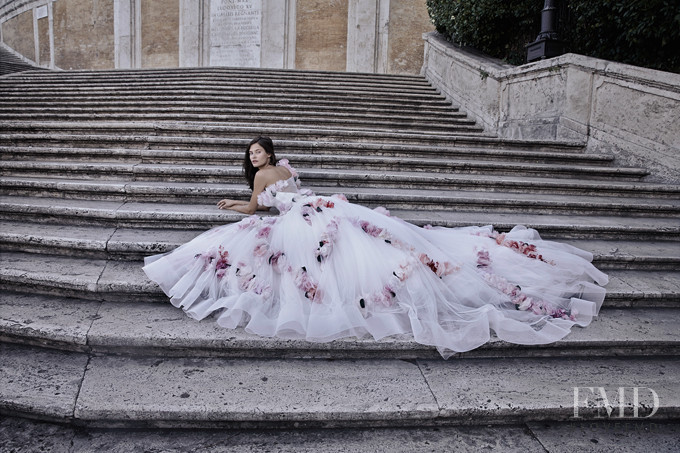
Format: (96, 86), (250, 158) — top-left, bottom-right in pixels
(143, 136), (608, 358)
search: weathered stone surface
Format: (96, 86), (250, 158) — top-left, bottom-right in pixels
(209, 0), (262, 68)
(420, 357), (680, 423)
(37, 14), (50, 67)
(74, 356), (438, 427)
(0, 343), (86, 420)
(0, 251), (107, 296)
(96, 259), (158, 295)
(141, 0), (179, 68)
(69, 424), (544, 452)
(388, 0), (434, 75)
(0, 416), (75, 453)
(295, 0), (348, 71)
(0, 221), (115, 256)
(0, 292), (101, 347)
(528, 420), (680, 453)
(422, 32), (680, 183)
(53, 0), (115, 70)
(1, 9), (35, 62)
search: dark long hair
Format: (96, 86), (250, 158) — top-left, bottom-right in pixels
(243, 136), (277, 189)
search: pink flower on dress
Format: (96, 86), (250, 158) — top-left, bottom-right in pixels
(237, 215), (260, 231)
(418, 253), (458, 277)
(268, 250), (285, 272)
(256, 226), (272, 239)
(293, 267), (322, 303)
(214, 246), (231, 278)
(493, 232), (555, 265)
(253, 243), (269, 257)
(310, 198), (335, 210)
(423, 224), (433, 230)
(476, 249), (491, 268)
(316, 218), (340, 262)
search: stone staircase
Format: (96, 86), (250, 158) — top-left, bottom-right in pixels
(1, 66), (679, 448)
(0, 46), (44, 76)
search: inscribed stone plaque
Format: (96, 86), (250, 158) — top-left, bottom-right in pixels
(209, 0), (262, 67)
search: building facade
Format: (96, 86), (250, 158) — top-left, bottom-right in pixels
(0, 0), (434, 74)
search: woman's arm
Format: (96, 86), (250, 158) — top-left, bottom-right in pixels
(228, 173), (269, 215)
(217, 199), (247, 209)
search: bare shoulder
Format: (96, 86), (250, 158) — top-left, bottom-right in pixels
(255, 166), (292, 187)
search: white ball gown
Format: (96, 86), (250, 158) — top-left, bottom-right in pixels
(143, 160), (608, 358)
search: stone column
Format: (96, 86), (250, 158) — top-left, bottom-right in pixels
(114, 0), (140, 68)
(346, 0), (377, 72)
(179, 0), (203, 67)
(261, 0), (294, 69)
(47, 1), (55, 68)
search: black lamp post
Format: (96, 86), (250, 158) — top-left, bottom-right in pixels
(526, 0), (565, 62)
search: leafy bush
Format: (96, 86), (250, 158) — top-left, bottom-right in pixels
(427, 0), (542, 65)
(427, 0), (680, 73)
(563, 0), (680, 73)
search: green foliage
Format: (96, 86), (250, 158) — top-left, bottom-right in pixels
(563, 0), (680, 73)
(427, 0), (680, 73)
(426, 0), (542, 65)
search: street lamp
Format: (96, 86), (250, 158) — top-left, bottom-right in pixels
(526, 0), (564, 62)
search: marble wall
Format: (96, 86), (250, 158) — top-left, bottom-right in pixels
(1, 0), (435, 74)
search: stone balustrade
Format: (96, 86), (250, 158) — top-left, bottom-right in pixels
(422, 32), (680, 183)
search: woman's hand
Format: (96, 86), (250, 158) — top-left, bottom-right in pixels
(217, 199), (243, 210)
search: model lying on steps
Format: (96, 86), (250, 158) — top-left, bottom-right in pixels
(143, 136), (608, 358)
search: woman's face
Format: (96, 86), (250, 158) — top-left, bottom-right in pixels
(249, 143), (270, 169)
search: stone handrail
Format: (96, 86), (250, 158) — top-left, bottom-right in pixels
(421, 31), (680, 183)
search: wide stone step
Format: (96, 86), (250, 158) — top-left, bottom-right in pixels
(3, 221), (678, 270)
(2, 196), (678, 239)
(0, 83), (445, 103)
(0, 96), (459, 114)
(3, 416), (679, 453)
(0, 157), (651, 182)
(0, 112), (481, 134)
(0, 91), (453, 112)
(0, 121), (494, 145)
(0, 251), (677, 307)
(2, 342), (678, 428)
(1, 67), (433, 87)
(2, 181), (677, 216)
(0, 100), (464, 121)
(0, 142), (612, 167)
(5, 175), (675, 204)
(0, 130), (591, 155)
(2, 66), (425, 81)
(2, 291), (679, 359)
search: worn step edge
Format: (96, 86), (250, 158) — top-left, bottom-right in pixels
(1, 292), (679, 359)
(1, 122), (495, 144)
(0, 145), (610, 166)
(1, 342), (678, 428)
(0, 251), (677, 307)
(1, 197), (678, 239)
(1, 221), (678, 270)
(0, 159), (651, 180)
(0, 132), (588, 150)
(2, 188), (676, 218)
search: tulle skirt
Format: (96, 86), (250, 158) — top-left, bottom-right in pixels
(144, 195), (608, 358)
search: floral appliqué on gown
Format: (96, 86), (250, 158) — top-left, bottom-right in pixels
(143, 159), (608, 358)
